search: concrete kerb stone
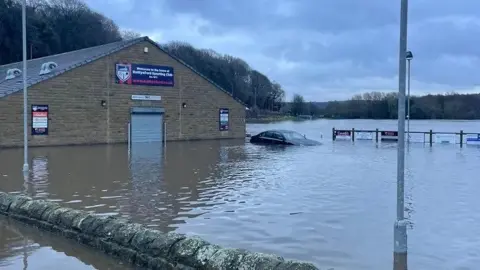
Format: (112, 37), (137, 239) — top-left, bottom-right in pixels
(0, 192), (14, 213)
(170, 235), (210, 267)
(25, 200), (60, 220)
(275, 261), (319, 270)
(112, 222), (145, 247)
(204, 247), (249, 269)
(8, 195), (32, 215)
(0, 192), (319, 269)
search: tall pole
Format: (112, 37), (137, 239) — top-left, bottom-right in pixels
(407, 59), (411, 143)
(22, 0), (29, 173)
(394, 0), (408, 269)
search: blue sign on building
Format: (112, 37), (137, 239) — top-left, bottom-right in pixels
(115, 63), (174, 86)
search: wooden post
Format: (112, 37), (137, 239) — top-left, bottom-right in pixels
(460, 130), (463, 148)
(351, 128), (355, 142)
(429, 130), (433, 147)
(332, 127), (336, 141)
(375, 128), (379, 143)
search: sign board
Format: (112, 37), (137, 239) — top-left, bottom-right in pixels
(356, 131), (373, 140)
(408, 133), (425, 143)
(334, 130), (351, 140)
(381, 131), (398, 141)
(435, 134), (455, 144)
(115, 63), (174, 86)
(31, 105), (49, 135)
(131, 95), (161, 101)
(466, 134), (480, 145)
(219, 108), (229, 131)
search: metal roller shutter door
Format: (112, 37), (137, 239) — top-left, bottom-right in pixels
(131, 113), (163, 143)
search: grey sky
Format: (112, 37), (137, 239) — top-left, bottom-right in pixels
(84, 0), (480, 101)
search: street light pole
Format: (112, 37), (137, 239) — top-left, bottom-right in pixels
(406, 51), (413, 143)
(22, 0), (29, 173)
(394, 0), (409, 269)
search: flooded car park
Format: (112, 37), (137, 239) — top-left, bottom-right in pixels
(1, 119), (480, 269)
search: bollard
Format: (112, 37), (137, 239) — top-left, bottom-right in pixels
(375, 128), (379, 143)
(460, 130), (463, 148)
(332, 127), (336, 141)
(429, 130), (433, 147)
(351, 128), (355, 142)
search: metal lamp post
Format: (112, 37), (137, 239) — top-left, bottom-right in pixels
(22, 0), (29, 173)
(394, 0), (409, 269)
(406, 51), (413, 143)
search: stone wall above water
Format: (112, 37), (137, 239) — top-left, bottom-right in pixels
(0, 192), (318, 270)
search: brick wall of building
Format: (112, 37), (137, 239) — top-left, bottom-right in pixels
(0, 41), (246, 148)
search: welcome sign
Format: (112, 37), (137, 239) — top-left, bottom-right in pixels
(115, 63), (174, 86)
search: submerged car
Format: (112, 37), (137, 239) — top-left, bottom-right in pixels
(249, 130), (321, 146)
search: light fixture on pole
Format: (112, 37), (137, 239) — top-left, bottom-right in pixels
(22, 0), (29, 173)
(406, 50), (413, 143)
(394, 0), (409, 269)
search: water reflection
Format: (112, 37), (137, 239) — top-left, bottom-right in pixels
(0, 216), (131, 269)
(126, 140), (251, 230)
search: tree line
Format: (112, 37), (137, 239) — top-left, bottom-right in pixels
(0, 0), (125, 64)
(304, 92), (480, 120)
(0, 0), (285, 111)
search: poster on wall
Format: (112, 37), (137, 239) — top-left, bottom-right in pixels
(219, 108), (229, 131)
(31, 105), (49, 135)
(115, 63), (174, 86)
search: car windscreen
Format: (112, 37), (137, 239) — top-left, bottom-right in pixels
(282, 131), (305, 140)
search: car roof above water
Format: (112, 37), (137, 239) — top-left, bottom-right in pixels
(264, 129), (296, 134)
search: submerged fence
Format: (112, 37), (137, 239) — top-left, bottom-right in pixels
(332, 128), (480, 147)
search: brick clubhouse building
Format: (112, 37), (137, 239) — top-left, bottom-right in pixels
(0, 36), (246, 148)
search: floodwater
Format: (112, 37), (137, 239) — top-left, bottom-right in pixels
(0, 216), (132, 270)
(1, 119), (480, 270)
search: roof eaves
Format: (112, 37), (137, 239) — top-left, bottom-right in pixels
(0, 37), (145, 98)
(143, 37), (248, 107)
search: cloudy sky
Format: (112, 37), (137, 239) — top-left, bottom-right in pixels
(84, 0), (480, 101)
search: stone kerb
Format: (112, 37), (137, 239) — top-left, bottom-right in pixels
(0, 192), (319, 270)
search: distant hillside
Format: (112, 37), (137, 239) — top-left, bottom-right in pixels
(0, 0), (286, 111)
(322, 91), (480, 120)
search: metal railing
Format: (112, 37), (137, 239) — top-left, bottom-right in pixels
(332, 128), (480, 148)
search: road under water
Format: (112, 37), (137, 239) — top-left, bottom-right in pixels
(1, 119), (480, 270)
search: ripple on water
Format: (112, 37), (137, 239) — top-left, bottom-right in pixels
(1, 121), (480, 270)
(65, 200), (82, 204)
(83, 204), (107, 209)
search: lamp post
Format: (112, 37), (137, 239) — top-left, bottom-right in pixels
(406, 51), (413, 143)
(22, 0), (29, 173)
(394, 0), (409, 269)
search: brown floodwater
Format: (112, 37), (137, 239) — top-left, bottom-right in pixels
(0, 216), (133, 270)
(1, 119), (480, 270)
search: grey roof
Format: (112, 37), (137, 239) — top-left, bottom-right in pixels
(0, 36), (246, 106)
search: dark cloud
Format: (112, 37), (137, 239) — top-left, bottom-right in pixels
(83, 0), (480, 100)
